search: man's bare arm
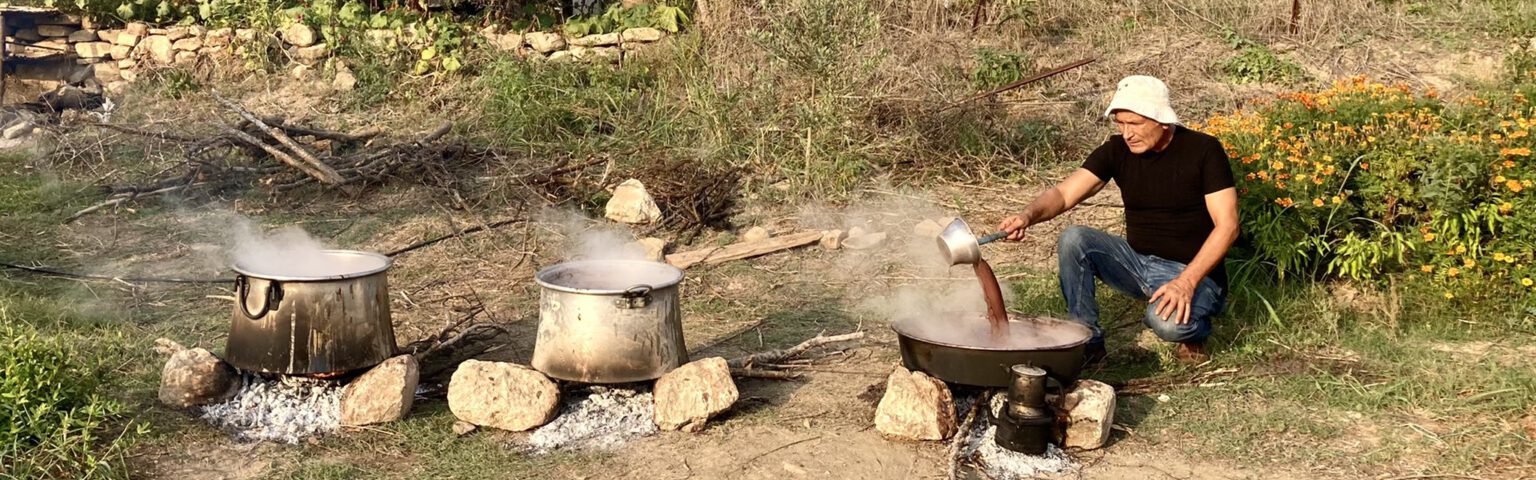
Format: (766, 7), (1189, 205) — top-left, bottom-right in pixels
(998, 168), (1107, 240)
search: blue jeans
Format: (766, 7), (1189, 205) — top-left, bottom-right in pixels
(1057, 226), (1224, 345)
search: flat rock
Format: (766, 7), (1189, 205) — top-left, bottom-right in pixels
(173, 51), (197, 65)
(283, 23), (317, 47)
(605, 178), (663, 224)
(636, 237), (668, 262)
(67, 29), (99, 43)
(172, 37), (203, 51)
(37, 25), (74, 37)
(340, 355), (419, 426)
(1059, 379), (1116, 450)
(235, 28), (257, 42)
(164, 27), (190, 42)
(92, 62), (121, 83)
(453, 420), (478, 436)
(3, 121), (34, 140)
(141, 36), (173, 63)
(819, 229), (846, 250)
(112, 31), (141, 47)
(124, 22), (149, 37)
(448, 360), (560, 432)
(159, 347), (239, 409)
(913, 218), (945, 238)
(874, 367), (956, 441)
(546, 50), (574, 63)
(14, 29), (42, 42)
(742, 226), (771, 242)
(584, 46), (622, 63)
(333, 64), (358, 91)
(109, 44), (133, 60)
(488, 32), (523, 51)
(525, 31), (565, 53)
(570, 32), (620, 47)
(653, 357), (738, 432)
(75, 42), (112, 59)
(294, 43), (330, 62)
(843, 226), (888, 250)
(621, 27), (664, 43)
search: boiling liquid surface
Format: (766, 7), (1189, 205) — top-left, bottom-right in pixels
(894, 314), (1090, 350)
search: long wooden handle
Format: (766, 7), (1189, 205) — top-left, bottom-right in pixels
(935, 57), (1097, 113)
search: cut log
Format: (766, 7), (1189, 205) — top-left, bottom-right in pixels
(666, 230), (823, 269)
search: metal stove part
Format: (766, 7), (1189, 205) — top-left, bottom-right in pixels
(992, 364), (1057, 455)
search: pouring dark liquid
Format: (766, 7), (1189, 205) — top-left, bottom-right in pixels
(972, 258), (1010, 333)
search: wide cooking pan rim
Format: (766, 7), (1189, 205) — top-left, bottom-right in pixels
(536, 259), (684, 294)
(890, 315), (1093, 351)
(232, 249), (392, 282)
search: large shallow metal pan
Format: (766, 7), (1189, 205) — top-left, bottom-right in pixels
(892, 314), (1092, 388)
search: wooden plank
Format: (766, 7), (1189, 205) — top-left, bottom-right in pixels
(666, 231), (823, 269)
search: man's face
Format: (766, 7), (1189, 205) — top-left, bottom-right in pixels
(1112, 110), (1167, 154)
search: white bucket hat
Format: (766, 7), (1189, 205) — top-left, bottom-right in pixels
(1104, 75), (1180, 125)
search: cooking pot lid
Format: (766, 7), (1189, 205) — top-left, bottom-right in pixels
(891, 314), (1092, 351)
(233, 249), (391, 281)
(536, 259), (684, 294)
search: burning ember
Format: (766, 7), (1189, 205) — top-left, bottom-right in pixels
(199, 374), (342, 444)
(526, 385), (658, 453)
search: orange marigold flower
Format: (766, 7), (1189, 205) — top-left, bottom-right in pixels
(1448, 267), (1460, 277)
(1464, 258), (1476, 268)
(1361, 162), (1370, 170)
(1421, 265), (1434, 273)
(1276, 197), (1295, 208)
(1501, 147), (1532, 156)
(1510, 180), (1525, 192)
(1424, 232), (1436, 241)
(1313, 198), (1324, 207)
(1506, 160), (1518, 168)
(1524, 278), (1534, 287)
(1500, 202), (1514, 214)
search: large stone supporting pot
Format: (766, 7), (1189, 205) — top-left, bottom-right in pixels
(874, 367), (957, 441)
(653, 357), (738, 432)
(447, 360), (560, 431)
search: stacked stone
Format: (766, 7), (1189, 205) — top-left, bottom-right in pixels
(476, 26), (670, 64)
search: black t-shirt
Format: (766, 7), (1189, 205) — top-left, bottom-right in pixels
(1081, 127), (1235, 289)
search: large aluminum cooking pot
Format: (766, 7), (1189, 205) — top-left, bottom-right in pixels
(533, 259), (688, 383)
(226, 250), (398, 375)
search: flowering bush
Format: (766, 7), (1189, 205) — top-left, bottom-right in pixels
(1195, 76), (1536, 302)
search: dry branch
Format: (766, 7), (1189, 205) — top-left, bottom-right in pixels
(666, 230), (824, 269)
(726, 331), (865, 369)
(213, 93), (345, 184)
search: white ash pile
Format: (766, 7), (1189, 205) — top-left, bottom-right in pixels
(526, 385), (657, 453)
(199, 373), (342, 444)
(952, 393), (1078, 479)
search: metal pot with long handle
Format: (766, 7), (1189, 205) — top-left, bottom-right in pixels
(227, 250), (398, 375)
(533, 260), (688, 383)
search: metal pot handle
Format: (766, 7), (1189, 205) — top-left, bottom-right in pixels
(234, 274), (284, 320)
(616, 284), (653, 309)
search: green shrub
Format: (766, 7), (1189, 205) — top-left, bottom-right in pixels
(0, 319), (143, 479)
(971, 48), (1033, 91)
(1197, 76), (1536, 309)
(1216, 30), (1305, 85)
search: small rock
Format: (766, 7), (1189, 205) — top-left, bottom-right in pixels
(570, 32), (620, 47)
(207, 28), (232, 39)
(1156, 393), (1171, 403)
(294, 43), (330, 62)
(333, 64), (358, 91)
(447, 360), (560, 432)
(153, 337), (187, 356)
(112, 31), (141, 47)
(1059, 380), (1116, 450)
(819, 229), (846, 250)
(148, 28), (168, 35)
(164, 27), (190, 42)
(453, 420), (478, 436)
(282, 23), (317, 47)
(605, 179), (663, 224)
(95, 29), (118, 42)
(874, 367), (957, 441)
(158, 347), (239, 409)
(36, 25), (73, 38)
(67, 29), (99, 43)
(525, 31), (566, 53)
(584, 46), (622, 63)
(653, 357), (738, 432)
(75, 42), (112, 59)
(141, 36), (174, 63)
(124, 22), (149, 37)
(621, 27), (664, 43)
(92, 62), (120, 83)
(172, 37), (202, 51)
(340, 355), (419, 426)
(636, 237), (668, 262)
(843, 227), (888, 250)
(202, 35), (230, 48)
(14, 29), (42, 42)
(173, 51), (197, 65)
(546, 50), (574, 63)
(489, 32), (523, 51)
(109, 44), (133, 60)
(189, 25), (207, 37)
(235, 28), (257, 42)
(742, 226), (771, 242)
(913, 218), (945, 238)
(120, 69), (138, 82)
(2, 121), (34, 140)
(290, 64), (313, 80)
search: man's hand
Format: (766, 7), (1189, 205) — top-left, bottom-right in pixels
(1149, 277), (1197, 324)
(998, 213), (1033, 241)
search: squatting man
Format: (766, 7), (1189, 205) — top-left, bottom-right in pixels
(997, 75), (1240, 365)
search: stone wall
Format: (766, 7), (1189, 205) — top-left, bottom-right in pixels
(2, 9), (671, 92)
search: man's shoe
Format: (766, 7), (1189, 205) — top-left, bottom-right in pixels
(1084, 343), (1107, 366)
(1175, 341), (1209, 365)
